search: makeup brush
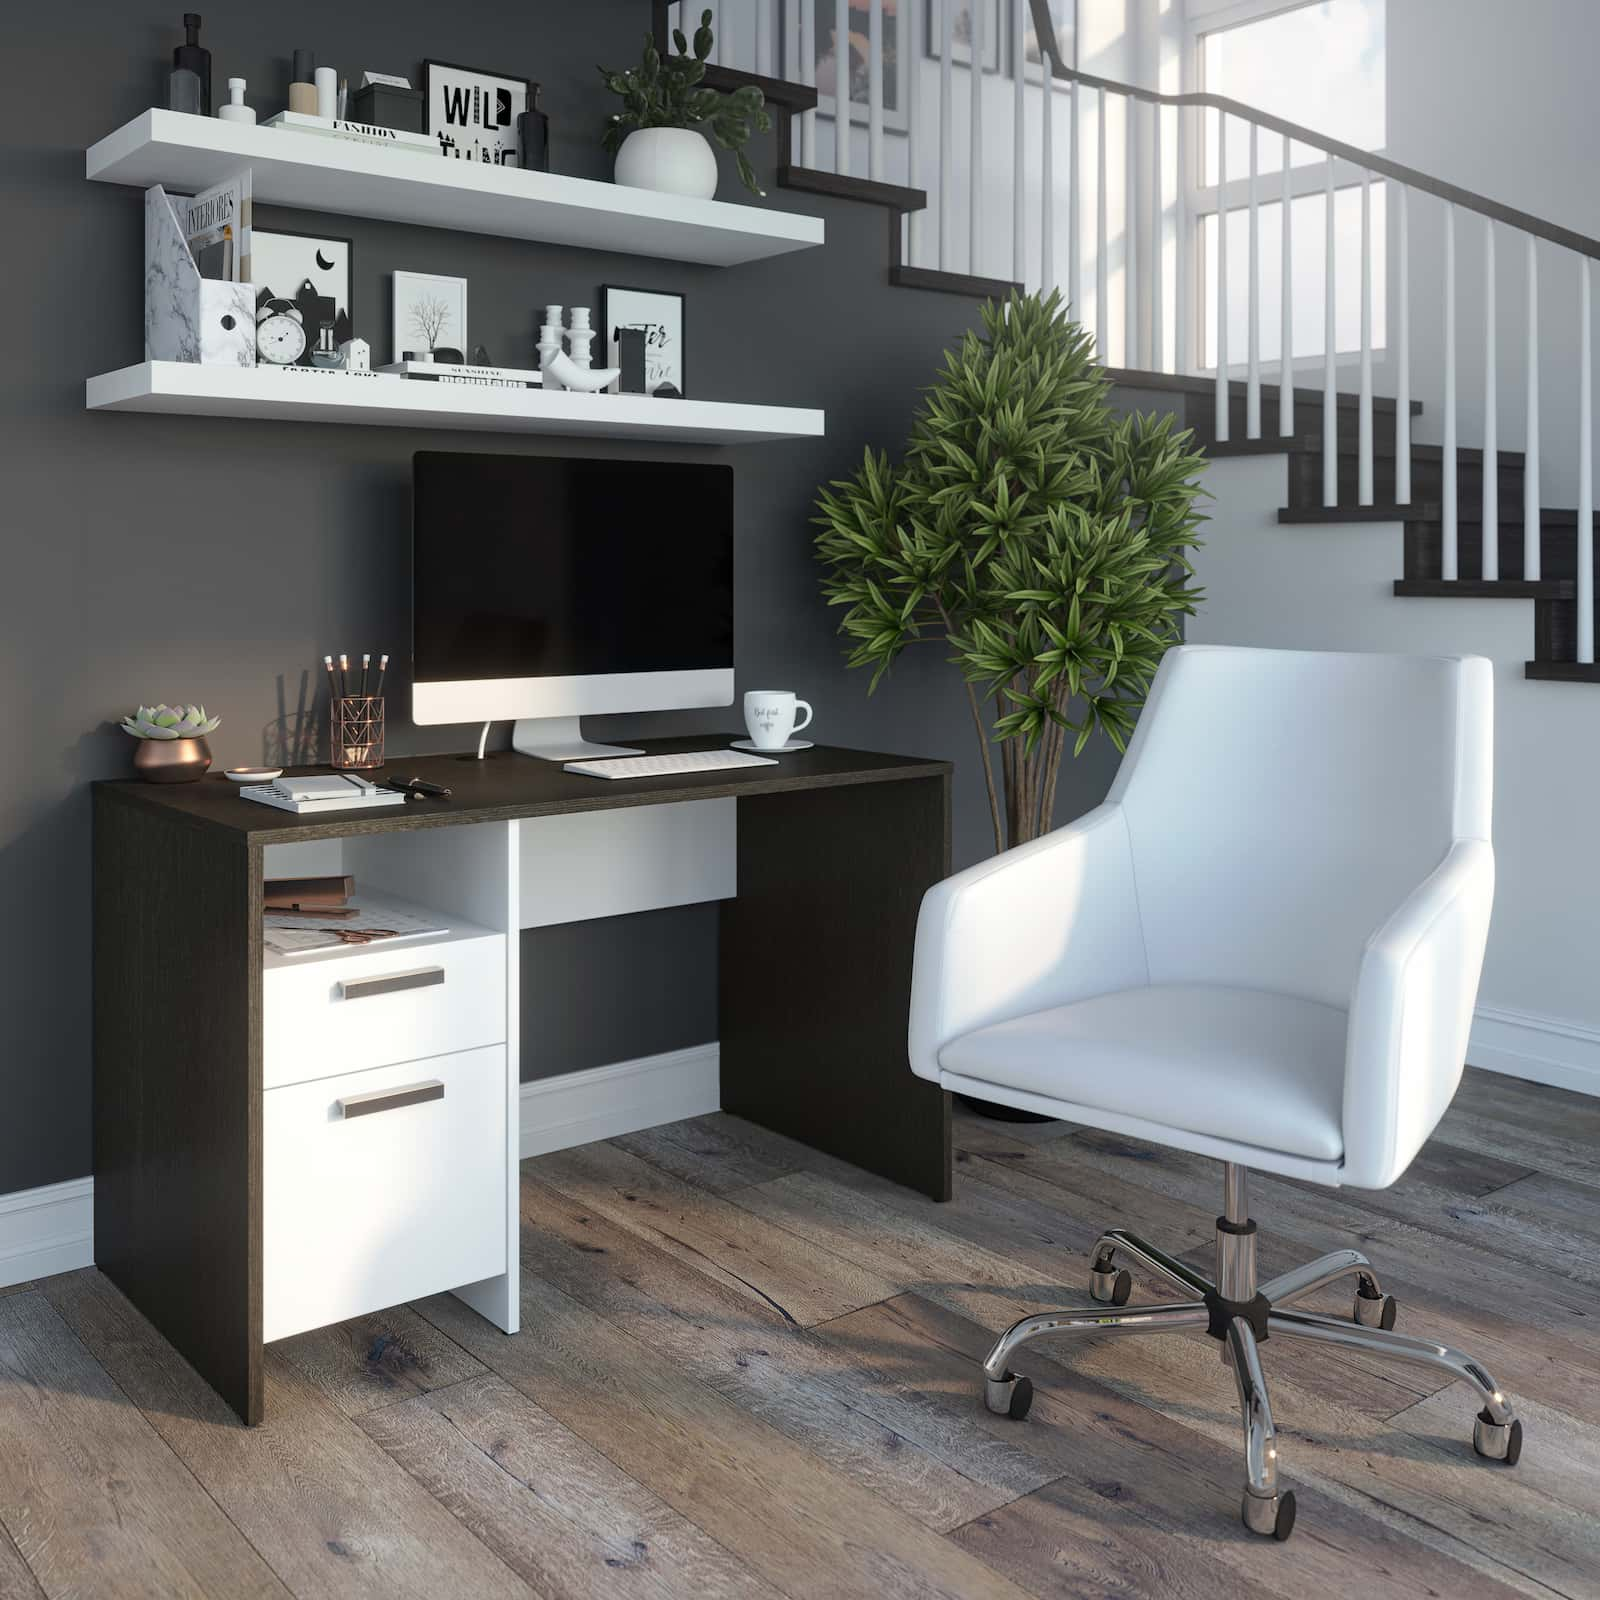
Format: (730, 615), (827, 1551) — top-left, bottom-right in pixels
(375, 653), (389, 696)
(323, 654), (337, 704)
(338, 653), (350, 698)
(361, 653), (371, 696)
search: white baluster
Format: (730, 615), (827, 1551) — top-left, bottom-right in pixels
(1040, 41), (1054, 291)
(1524, 233), (1540, 579)
(1481, 219), (1497, 577)
(1358, 169), (1373, 506)
(868, 0), (883, 180)
(1443, 202), (1458, 578)
(1215, 109), (1228, 442)
(907, 0), (923, 266)
(971, 0), (985, 276)
(1126, 97), (1139, 367)
(1246, 123), (1260, 437)
(711, 3), (724, 65)
(800, 0), (817, 167)
(1396, 185), (1410, 502)
(1069, 80), (1082, 320)
(1323, 154), (1337, 508)
(1013, 0), (1026, 283)
(1580, 257), (1594, 663)
(1174, 101), (1187, 373)
(1280, 133), (1293, 435)
(834, 0), (850, 174)
(1150, 102), (1163, 371)
(755, 0), (769, 77)
(938, 0), (952, 268)
(1097, 86), (1108, 360)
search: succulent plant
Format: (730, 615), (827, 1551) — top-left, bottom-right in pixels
(120, 704), (222, 740)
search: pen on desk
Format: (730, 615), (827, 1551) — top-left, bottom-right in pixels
(361, 653), (370, 696)
(375, 653), (388, 696)
(338, 653), (350, 697)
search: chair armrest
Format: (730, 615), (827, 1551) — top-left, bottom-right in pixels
(908, 803), (1149, 1082)
(1341, 838), (1494, 1188)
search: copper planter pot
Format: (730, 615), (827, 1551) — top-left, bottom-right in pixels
(132, 736), (213, 784)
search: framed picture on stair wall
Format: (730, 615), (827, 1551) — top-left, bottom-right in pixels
(786, 0), (910, 130)
(923, 0), (1003, 72)
(1018, 0), (1075, 84)
(602, 285), (685, 398)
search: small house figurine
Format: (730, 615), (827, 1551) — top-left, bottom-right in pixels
(338, 336), (371, 372)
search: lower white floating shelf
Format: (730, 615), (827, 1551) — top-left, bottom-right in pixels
(85, 363), (826, 444)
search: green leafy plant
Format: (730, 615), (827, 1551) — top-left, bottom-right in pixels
(599, 12), (772, 196)
(120, 704), (222, 739)
(814, 289), (1208, 854)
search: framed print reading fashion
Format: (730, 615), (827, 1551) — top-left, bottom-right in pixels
(423, 59), (532, 164)
(602, 285), (686, 397)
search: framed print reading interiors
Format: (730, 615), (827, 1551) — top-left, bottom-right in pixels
(423, 59), (532, 164)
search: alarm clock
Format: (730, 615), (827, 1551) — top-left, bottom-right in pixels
(255, 298), (307, 366)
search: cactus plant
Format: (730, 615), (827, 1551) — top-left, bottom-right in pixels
(120, 704), (223, 740)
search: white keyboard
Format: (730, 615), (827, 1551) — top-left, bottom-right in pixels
(563, 749), (781, 780)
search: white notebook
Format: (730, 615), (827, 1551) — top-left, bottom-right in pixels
(240, 775), (406, 814)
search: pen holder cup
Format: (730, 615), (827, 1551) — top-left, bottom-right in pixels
(332, 695), (384, 770)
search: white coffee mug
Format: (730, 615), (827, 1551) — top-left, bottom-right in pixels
(743, 689), (813, 750)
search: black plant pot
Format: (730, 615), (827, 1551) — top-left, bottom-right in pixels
(954, 1093), (1057, 1125)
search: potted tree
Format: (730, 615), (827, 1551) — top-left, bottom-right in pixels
(600, 11), (771, 200)
(815, 290), (1208, 856)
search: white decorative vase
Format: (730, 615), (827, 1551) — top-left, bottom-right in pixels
(614, 128), (718, 200)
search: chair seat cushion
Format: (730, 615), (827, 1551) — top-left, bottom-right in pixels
(938, 984), (1347, 1161)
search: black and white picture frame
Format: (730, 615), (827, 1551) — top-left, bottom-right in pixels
(924, 0), (1004, 71)
(602, 285), (686, 398)
(784, 0), (909, 130)
(423, 59), (532, 165)
(391, 270), (468, 362)
(251, 229), (352, 368)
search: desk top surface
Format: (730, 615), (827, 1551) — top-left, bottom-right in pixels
(96, 738), (952, 845)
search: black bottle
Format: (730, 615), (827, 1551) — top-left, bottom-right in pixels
(169, 13), (212, 116)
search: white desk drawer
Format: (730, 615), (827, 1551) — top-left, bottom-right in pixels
(263, 1045), (507, 1343)
(264, 932), (505, 1089)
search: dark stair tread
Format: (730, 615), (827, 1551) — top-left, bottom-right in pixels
(700, 62), (819, 113)
(1282, 505), (1600, 526)
(778, 164), (926, 212)
(889, 263), (1023, 298)
(1208, 435), (1524, 467)
(1526, 660), (1600, 682)
(1103, 369), (1422, 416)
(1394, 578), (1574, 599)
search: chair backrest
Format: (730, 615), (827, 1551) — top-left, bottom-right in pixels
(1108, 645), (1493, 1009)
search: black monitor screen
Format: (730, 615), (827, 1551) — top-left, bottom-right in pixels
(413, 451), (734, 683)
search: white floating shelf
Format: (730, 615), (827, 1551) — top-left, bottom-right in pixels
(86, 110), (824, 267)
(85, 363), (826, 445)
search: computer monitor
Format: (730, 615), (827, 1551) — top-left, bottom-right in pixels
(412, 450), (734, 760)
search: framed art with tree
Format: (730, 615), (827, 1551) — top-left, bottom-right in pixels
(391, 270), (468, 362)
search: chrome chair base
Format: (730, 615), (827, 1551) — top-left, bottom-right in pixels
(979, 1163), (1521, 1539)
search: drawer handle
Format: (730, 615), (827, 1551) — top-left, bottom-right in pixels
(336, 1079), (445, 1119)
(337, 966), (445, 1001)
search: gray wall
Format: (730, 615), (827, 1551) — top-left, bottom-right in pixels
(1, 0), (1127, 1197)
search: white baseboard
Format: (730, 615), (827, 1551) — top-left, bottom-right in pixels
(0, 1177), (94, 1290)
(519, 1042), (721, 1159)
(1469, 1005), (1600, 1097)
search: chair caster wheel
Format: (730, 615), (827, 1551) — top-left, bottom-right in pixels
(984, 1371), (1034, 1420)
(1354, 1288), (1397, 1329)
(1473, 1410), (1522, 1465)
(1090, 1265), (1132, 1306)
(1241, 1488), (1295, 1540)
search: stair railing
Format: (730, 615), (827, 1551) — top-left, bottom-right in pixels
(667, 1), (1598, 659)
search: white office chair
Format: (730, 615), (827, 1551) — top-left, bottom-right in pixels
(909, 644), (1519, 1540)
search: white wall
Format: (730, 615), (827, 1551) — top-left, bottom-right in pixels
(1194, 456), (1600, 1095)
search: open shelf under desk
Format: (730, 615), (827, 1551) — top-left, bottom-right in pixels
(86, 363), (826, 444)
(260, 888), (497, 974)
(87, 110), (825, 267)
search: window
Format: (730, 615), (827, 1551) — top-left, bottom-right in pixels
(1202, 0), (1386, 182)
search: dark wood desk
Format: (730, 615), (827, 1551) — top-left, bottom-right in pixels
(94, 740), (952, 1422)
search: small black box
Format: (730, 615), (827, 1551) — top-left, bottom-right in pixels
(350, 82), (424, 134)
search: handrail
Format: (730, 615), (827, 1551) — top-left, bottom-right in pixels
(1025, 0), (1600, 263)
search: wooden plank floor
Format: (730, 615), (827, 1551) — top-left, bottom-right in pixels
(3, 1067), (1597, 1599)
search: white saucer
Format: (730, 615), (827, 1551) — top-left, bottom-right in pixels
(225, 767), (283, 782)
(731, 739), (813, 754)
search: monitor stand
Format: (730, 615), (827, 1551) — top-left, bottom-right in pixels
(511, 716), (645, 762)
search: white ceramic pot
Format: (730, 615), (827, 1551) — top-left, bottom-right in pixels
(614, 127), (718, 200)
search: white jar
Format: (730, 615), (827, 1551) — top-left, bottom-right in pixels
(613, 127), (718, 200)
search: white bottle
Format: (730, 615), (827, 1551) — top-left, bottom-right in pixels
(315, 67), (338, 120)
(217, 77), (256, 125)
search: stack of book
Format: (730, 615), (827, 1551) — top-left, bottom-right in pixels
(262, 110), (437, 154)
(240, 774), (406, 814)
